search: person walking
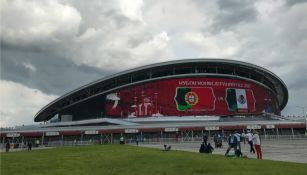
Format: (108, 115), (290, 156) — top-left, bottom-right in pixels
(27, 141), (32, 151)
(36, 139), (40, 147)
(5, 140), (10, 152)
(246, 130), (255, 153)
(225, 132), (238, 156)
(119, 136), (125, 144)
(253, 131), (262, 159)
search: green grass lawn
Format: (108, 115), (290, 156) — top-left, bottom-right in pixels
(1, 144), (307, 175)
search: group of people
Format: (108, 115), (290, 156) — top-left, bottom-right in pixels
(224, 131), (243, 157)
(5, 140), (33, 152)
(198, 130), (262, 159)
(199, 135), (214, 154)
(225, 130), (262, 159)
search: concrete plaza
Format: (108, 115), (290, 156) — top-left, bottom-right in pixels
(139, 139), (307, 164)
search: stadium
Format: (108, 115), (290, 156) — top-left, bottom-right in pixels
(1, 59), (306, 145)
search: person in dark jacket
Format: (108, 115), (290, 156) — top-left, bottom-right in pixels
(199, 142), (205, 153)
(27, 141), (32, 151)
(225, 133), (238, 156)
(204, 143), (214, 153)
(5, 140), (10, 152)
(203, 134), (208, 145)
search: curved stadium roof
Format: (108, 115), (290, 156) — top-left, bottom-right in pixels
(34, 59), (288, 122)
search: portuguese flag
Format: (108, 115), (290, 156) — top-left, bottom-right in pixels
(226, 88), (255, 112)
(174, 87), (215, 111)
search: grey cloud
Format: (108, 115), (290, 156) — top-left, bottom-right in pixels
(1, 0), (171, 96)
(283, 64), (307, 91)
(68, 0), (140, 34)
(1, 0), (306, 124)
(285, 0), (307, 7)
(1, 43), (111, 95)
(212, 0), (258, 31)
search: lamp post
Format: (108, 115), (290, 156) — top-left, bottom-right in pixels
(296, 106), (307, 132)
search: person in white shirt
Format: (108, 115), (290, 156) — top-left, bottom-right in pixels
(241, 131), (246, 144)
(252, 131), (262, 159)
(246, 131), (255, 153)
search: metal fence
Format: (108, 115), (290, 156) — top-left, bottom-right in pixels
(2, 134), (306, 150)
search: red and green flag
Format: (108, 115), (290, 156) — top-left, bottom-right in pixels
(174, 87), (215, 111)
(226, 88), (255, 112)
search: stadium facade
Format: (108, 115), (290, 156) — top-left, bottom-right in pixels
(35, 59), (288, 122)
(2, 59), (306, 145)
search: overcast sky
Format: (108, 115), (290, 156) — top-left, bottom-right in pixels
(1, 0), (307, 127)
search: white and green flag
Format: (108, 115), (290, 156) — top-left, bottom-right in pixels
(226, 88), (255, 112)
(235, 89), (248, 109)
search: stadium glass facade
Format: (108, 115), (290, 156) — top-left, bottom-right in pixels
(35, 59), (288, 122)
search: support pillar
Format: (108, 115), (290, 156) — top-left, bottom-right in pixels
(100, 133), (103, 144)
(276, 128), (279, 139)
(291, 128), (294, 139)
(42, 132), (45, 146)
(140, 131), (143, 143)
(191, 130), (194, 142)
(160, 131), (164, 143)
(111, 133), (113, 144)
(263, 128), (266, 140)
(61, 134), (64, 147)
(80, 134), (83, 145)
(181, 131), (183, 142)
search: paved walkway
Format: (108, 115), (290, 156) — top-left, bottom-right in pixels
(0, 146), (54, 152)
(138, 139), (307, 164)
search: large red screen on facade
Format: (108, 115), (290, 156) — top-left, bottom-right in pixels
(105, 77), (278, 117)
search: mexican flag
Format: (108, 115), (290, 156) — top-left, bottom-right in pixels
(174, 87), (215, 111)
(226, 88), (255, 112)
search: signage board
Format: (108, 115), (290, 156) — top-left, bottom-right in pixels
(124, 129), (139, 133)
(6, 133), (20, 137)
(45, 132), (60, 136)
(164, 128), (179, 132)
(85, 130), (99, 135)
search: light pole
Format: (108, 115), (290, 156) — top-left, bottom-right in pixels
(296, 106), (307, 132)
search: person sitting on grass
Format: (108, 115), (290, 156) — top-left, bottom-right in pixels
(199, 142), (205, 153)
(204, 143), (214, 154)
(163, 144), (171, 151)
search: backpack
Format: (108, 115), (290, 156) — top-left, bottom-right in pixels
(229, 135), (237, 146)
